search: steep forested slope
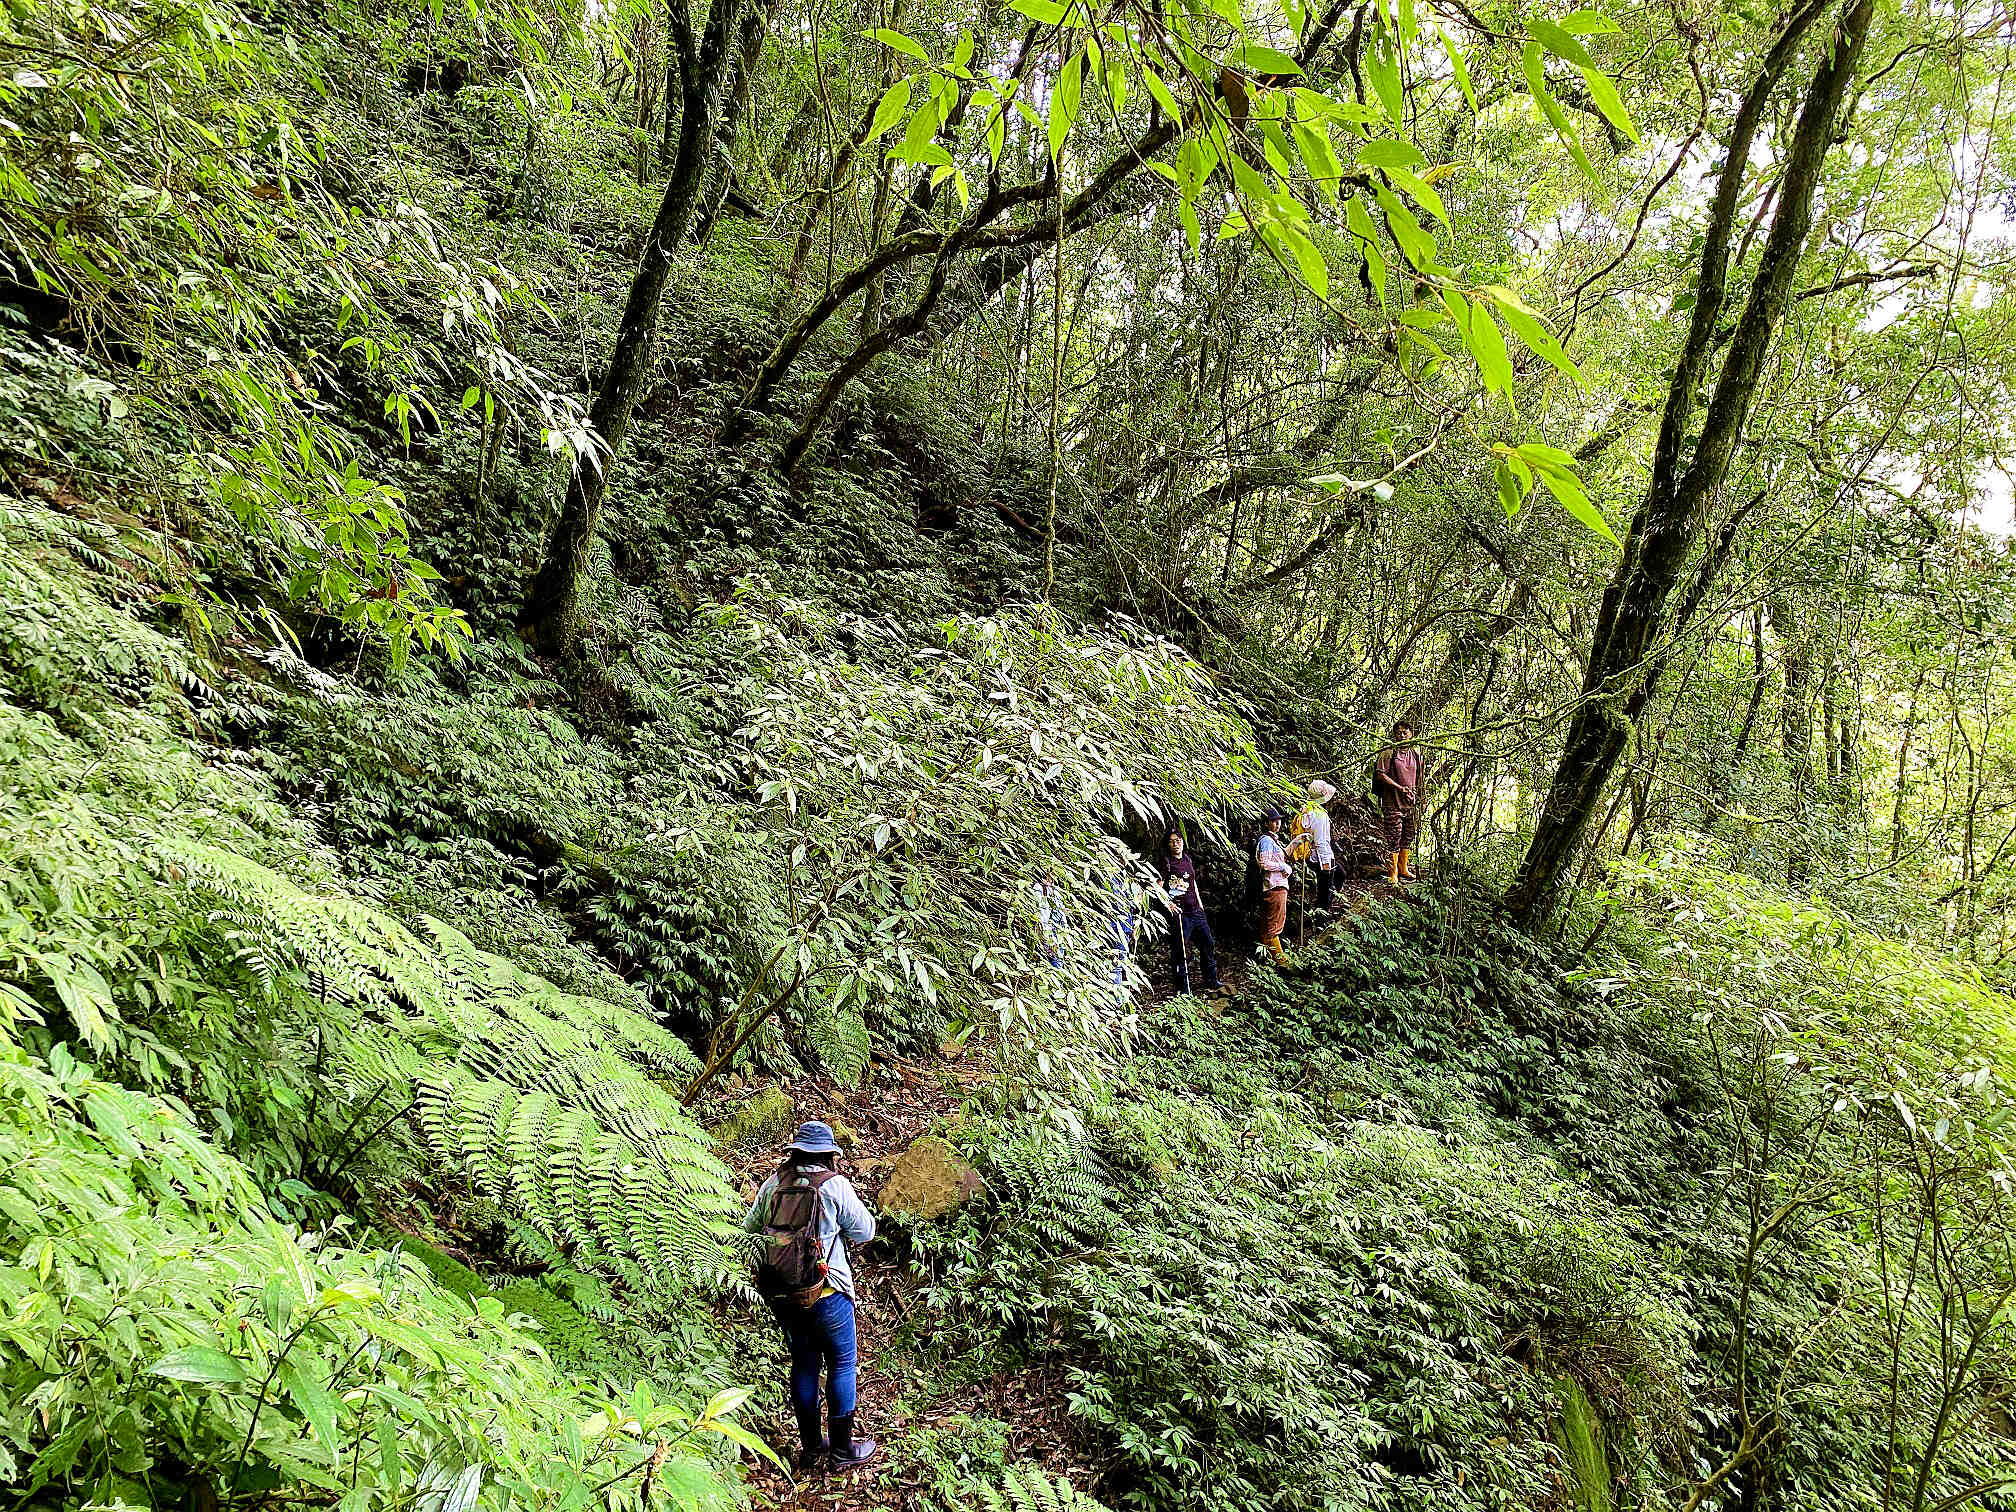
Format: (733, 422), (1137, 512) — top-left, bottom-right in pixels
(8, 0), (2016, 1504)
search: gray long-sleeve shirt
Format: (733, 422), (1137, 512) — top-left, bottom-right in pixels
(743, 1168), (877, 1299)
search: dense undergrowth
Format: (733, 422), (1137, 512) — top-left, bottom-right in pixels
(11, 459), (2016, 1510)
(908, 883), (2016, 1511)
(6, 0), (2016, 1501)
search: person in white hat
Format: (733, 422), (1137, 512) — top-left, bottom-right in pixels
(1303, 780), (1337, 912)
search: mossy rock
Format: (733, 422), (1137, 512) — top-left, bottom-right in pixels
(708, 1085), (795, 1151)
(1551, 1376), (1613, 1512)
(878, 1135), (985, 1223)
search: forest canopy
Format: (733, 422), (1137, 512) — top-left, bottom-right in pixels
(8, 0), (2016, 1501)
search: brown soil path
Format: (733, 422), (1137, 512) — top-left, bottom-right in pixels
(726, 876), (1405, 1509)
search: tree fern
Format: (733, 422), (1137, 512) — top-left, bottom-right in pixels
(152, 838), (743, 1289)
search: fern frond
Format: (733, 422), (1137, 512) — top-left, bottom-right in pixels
(149, 836), (741, 1293)
(975, 1466), (1114, 1512)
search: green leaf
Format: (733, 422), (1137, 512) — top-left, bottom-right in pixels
(864, 27), (929, 62)
(986, 97), (1007, 164)
(1008, 0), (1068, 21)
(1514, 441), (1579, 472)
(1356, 138), (1425, 170)
(866, 78), (912, 143)
(1579, 64), (1638, 142)
(1294, 119), (1343, 201)
(1346, 194), (1386, 306)
(1558, 8), (1622, 33)
(149, 1346), (247, 1385)
(1434, 23), (1476, 110)
(1103, 51), (1127, 113)
(1142, 67), (1183, 123)
(1526, 18), (1597, 67)
(1383, 164), (1446, 224)
(46, 957), (114, 1051)
(702, 1387), (756, 1421)
(1365, 25), (1404, 126)
(1179, 200), (1202, 253)
(281, 1359), (341, 1448)
(1439, 286), (1471, 338)
(1468, 305), (1514, 406)
(1536, 466), (1619, 543)
(1263, 130), (1296, 182)
(1494, 457), (1528, 518)
(1048, 54), (1081, 160)
(698, 1417), (788, 1469)
(1522, 41), (1600, 185)
(1398, 327), (1449, 378)
(1230, 42), (1304, 76)
(1375, 186), (1436, 269)
(1275, 222), (1329, 299)
(898, 95), (948, 157)
(1485, 289), (1583, 386)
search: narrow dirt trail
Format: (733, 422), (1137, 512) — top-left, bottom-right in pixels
(728, 878), (1402, 1509)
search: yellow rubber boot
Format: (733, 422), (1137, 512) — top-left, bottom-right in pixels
(1266, 934), (1287, 965)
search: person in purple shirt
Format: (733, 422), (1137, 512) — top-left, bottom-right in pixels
(1374, 721), (1424, 884)
(1158, 827), (1220, 992)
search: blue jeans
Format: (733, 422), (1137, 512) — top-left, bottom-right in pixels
(1171, 913), (1219, 991)
(773, 1291), (857, 1418)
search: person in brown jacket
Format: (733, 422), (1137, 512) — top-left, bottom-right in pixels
(1374, 722), (1423, 884)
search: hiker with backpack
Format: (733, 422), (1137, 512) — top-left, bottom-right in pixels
(1158, 827), (1220, 994)
(744, 1121), (880, 1473)
(1374, 721), (1424, 884)
(1254, 808), (1292, 964)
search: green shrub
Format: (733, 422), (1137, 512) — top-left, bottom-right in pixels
(0, 1031), (743, 1509)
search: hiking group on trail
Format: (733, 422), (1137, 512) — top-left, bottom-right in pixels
(744, 730), (1429, 1481)
(1036, 723), (1430, 979)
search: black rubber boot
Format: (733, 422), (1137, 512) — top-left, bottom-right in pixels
(794, 1405), (828, 1473)
(829, 1410), (880, 1469)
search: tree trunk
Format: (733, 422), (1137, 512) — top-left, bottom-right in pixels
(633, 9), (659, 185)
(1702, 607), (1768, 829)
(1889, 664), (1926, 863)
(858, 0), (909, 335)
(1772, 593), (1817, 887)
(692, 0), (773, 244)
(658, 0), (685, 173)
(1503, 0), (1871, 925)
(520, 0), (745, 653)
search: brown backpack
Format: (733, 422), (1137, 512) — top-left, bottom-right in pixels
(755, 1166), (835, 1308)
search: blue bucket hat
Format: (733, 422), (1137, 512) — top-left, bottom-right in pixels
(786, 1120), (841, 1156)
